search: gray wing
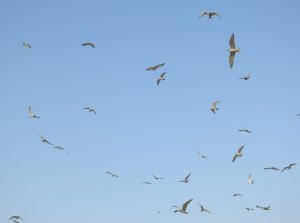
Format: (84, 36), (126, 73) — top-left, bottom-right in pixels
(229, 33), (236, 49)
(160, 72), (166, 78)
(232, 154), (238, 162)
(182, 199), (193, 211)
(28, 106), (33, 116)
(146, 66), (155, 71)
(156, 63), (165, 69)
(198, 11), (208, 18)
(185, 172), (191, 180)
(157, 79), (161, 86)
(229, 52), (235, 69)
(237, 146), (244, 153)
(211, 12), (222, 18)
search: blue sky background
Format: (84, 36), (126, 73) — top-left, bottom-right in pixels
(1, 0), (300, 222)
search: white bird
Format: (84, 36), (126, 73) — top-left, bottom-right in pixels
(227, 33), (240, 69)
(198, 11), (222, 19)
(28, 106), (40, 118)
(157, 72), (166, 86)
(39, 134), (53, 145)
(248, 174), (254, 184)
(81, 42), (95, 48)
(197, 150), (208, 159)
(146, 63), (165, 71)
(173, 199), (193, 214)
(179, 172), (191, 183)
(9, 216), (23, 221)
(210, 101), (220, 114)
(198, 203), (211, 214)
(232, 146), (244, 162)
(23, 42), (31, 49)
(84, 107), (96, 114)
(239, 73), (251, 80)
(281, 163), (297, 172)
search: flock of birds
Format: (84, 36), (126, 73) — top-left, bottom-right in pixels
(7, 8), (299, 223)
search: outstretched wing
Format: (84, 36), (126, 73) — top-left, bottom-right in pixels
(232, 154), (238, 162)
(229, 52), (235, 69)
(28, 106), (33, 116)
(229, 33), (236, 49)
(185, 172), (191, 181)
(198, 11), (208, 18)
(157, 79), (161, 86)
(211, 12), (222, 18)
(237, 146), (244, 153)
(160, 72), (166, 79)
(146, 66), (155, 71)
(156, 63), (165, 69)
(182, 199), (193, 211)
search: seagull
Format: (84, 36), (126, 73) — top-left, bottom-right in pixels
(39, 134), (53, 145)
(198, 11), (222, 19)
(281, 163), (297, 172)
(81, 42), (95, 48)
(239, 73), (251, 80)
(179, 172), (191, 183)
(84, 107), (96, 114)
(142, 181), (152, 184)
(28, 106), (40, 118)
(197, 150), (208, 159)
(295, 114), (300, 117)
(263, 167), (280, 171)
(210, 101), (220, 114)
(227, 32), (240, 69)
(152, 175), (164, 180)
(146, 63), (165, 71)
(232, 193), (243, 197)
(245, 207), (254, 212)
(238, 129), (252, 133)
(248, 174), (254, 184)
(232, 146), (244, 162)
(106, 171), (119, 177)
(173, 199), (193, 214)
(256, 205), (271, 211)
(23, 42), (31, 49)
(198, 203), (212, 214)
(157, 72), (166, 86)
(9, 216), (23, 221)
(52, 146), (69, 154)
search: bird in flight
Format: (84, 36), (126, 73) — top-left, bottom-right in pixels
(232, 193), (243, 197)
(256, 205), (271, 211)
(248, 174), (254, 184)
(238, 129), (252, 133)
(227, 32), (240, 69)
(9, 216), (23, 221)
(210, 101), (220, 114)
(197, 150), (208, 159)
(142, 181), (152, 184)
(281, 163), (297, 172)
(238, 73), (251, 80)
(81, 42), (95, 48)
(39, 134), (53, 145)
(232, 146), (244, 162)
(179, 172), (191, 183)
(152, 175), (164, 180)
(157, 72), (166, 86)
(28, 106), (40, 118)
(263, 167), (280, 171)
(23, 42), (31, 49)
(198, 203), (212, 214)
(198, 11), (222, 19)
(146, 63), (165, 71)
(106, 171), (119, 177)
(245, 207), (254, 212)
(52, 146), (69, 154)
(295, 113), (300, 117)
(84, 107), (96, 114)
(173, 199), (193, 214)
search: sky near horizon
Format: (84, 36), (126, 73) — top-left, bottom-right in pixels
(1, 0), (300, 223)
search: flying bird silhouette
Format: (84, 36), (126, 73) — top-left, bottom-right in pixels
(179, 172), (191, 183)
(198, 11), (222, 19)
(23, 42), (31, 49)
(157, 72), (166, 86)
(197, 150), (208, 159)
(152, 175), (164, 180)
(173, 199), (193, 214)
(232, 193), (243, 197)
(295, 113), (300, 117)
(84, 107), (96, 114)
(227, 32), (240, 69)
(232, 146), (244, 162)
(198, 203), (212, 214)
(106, 171), (119, 177)
(81, 42), (95, 48)
(39, 134), (53, 145)
(245, 207), (254, 212)
(9, 216), (23, 221)
(28, 106), (40, 118)
(210, 101), (220, 114)
(281, 163), (297, 172)
(238, 129), (252, 133)
(239, 73), (251, 80)
(248, 174), (254, 184)
(263, 167), (280, 171)
(142, 181), (152, 184)
(146, 63), (165, 71)
(52, 146), (69, 153)
(256, 205), (271, 211)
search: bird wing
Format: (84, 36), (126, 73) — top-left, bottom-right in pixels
(229, 52), (235, 69)
(92, 109), (96, 114)
(28, 106), (33, 116)
(185, 172), (191, 181)
(211, 12), (222, 18)
(160, 72), (166, 78)
(157, 79), (161, 86)
(229, 33), (236, 48)
(146, 66), (155, 71)
(237, 146), (244, 153)
(156, 63), (165, 69)
(39, 133), (44, 140)
(281, 166), (288, 172)
(289, 163), (297, 167)
(232, 154), (238, 162)
(182, 199), (193, 211)
(198, 11), (208, 18)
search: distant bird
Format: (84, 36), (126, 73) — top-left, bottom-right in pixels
(152, 175), (164, 180)
(84, 107), (96, 114)
(238, 129), (252, 133)
(210, 101), (220, 114)
(232, 193), (243, 197)
(142, 181), (152, 184)
(156, 211), (161, 214)
(9, 216), (23, 221)
(52, 146), (69, 154)
(198, 203), (212, 214)
(39, 134), (53, 145)
(179, 172), (191, 183)
(23, 42), (31, 49)
(197, 150), (208, 159)
(13, 220), (19, 223)
(106, 171), (119, 177)
(256, 205), (271, 211)
(232, 146), (244, 162)
(245, 207), (254, 212)
(239, 73), (251, 80)
(295, 113), (300, 117)
(227, 32), (240, 69)
(28, 106), (40, 118)
(173, 199), (193, 214)
(81, 42), (95, 48)
(248, 174), (254, 184)
(281, 163), (297, 172)
(146, 63), (165, 71)
(263, 167), (280, 171)
(198, 11), (222, 19)
(157, 72), (166, 86)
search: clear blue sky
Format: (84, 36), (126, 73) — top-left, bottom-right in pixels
(1, 0), (299, 222)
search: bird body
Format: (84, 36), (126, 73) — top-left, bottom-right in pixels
(256, 205), (271, 211)
(157, 72), (166, 86)
(227, 33), (240, 69)
(198, 203), (211, 214)
(146, 63), (165, 71)
(210, 101), (220, 114)
(281, 163), (297, 172)
(84, 107), (96, 114)
(174, 199), (193, 214)
(28, 106), (40, 118)
(232, 146), (244, 162)
(198, 11), (222, 19)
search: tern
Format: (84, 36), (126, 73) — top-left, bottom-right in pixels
(281, 163), (297, 172)
(152, 175), (164, 180)
(232, 146), (244, 162)
(39, 134), (53, 145)
(197, 150), (208, 159)
(198, 11), (222, 19)
(52, 146), (69, 153)
(157, 72), (166, 86)
(9, 216), (23, 221)
(179, 172), (191, 183)
(245, 207), (254, 212)
(84, 107), (96, 114)
(256, 205), (270, 211)
(232, 193), (243, 197)
(248, 174), (254, 184)
(239, 73), (251, 80)
(106, 171), (119, 177)
(81, 42), (95, 48)
(238, 129), (252, 133)
(198, 203), (211, 214)
(28, 106), (40, 118)
(142, 181), (152, 184)
(227, 32), (240, 69)
(263, 167), (280, 171)
(173, 199), (193, 214)
(23, 42), (31, 49)
(210, 101), (220, 114)
(146, 63), (165, 71)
